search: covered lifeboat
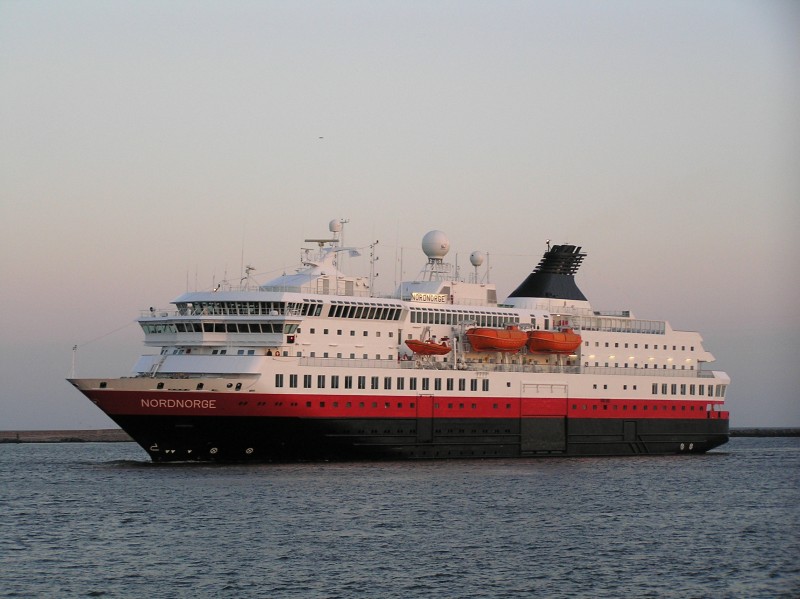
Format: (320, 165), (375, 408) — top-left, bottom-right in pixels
(527, 328), (582, 354)
(405, 338), (452, 356)
(466, 326), (528, 352)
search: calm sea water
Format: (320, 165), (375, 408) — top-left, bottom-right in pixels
(1, 438), (798, 599)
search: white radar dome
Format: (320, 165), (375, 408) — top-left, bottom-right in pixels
(470, 251), (485, 267)
(422, 230), (450, 259)
(329, 219), (343, 233)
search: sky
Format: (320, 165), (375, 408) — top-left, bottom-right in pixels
(1, 0), (798, 430)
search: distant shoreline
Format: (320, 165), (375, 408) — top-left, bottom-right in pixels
(0, 430), (132, 443)
(730, 428), (800, 437)
(1, 428), (798, 443)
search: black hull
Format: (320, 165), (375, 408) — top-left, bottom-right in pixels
(109, 415), (730, 462)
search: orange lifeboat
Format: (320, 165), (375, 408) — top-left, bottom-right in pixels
(405, 338), (452, 356)
(527, 328), (582, 354)
(466, 326), (528, 352)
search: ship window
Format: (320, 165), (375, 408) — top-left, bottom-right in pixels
(422, 378), (430, 391)
(671, 384), (677, 395)
(662, 384), (668, 394)
(275, 374), (284, 388)
(332, 375), (339, 389)
(459, 379), (466, 391)
(384, 377), (392, 390)
(156, 382), (164, 389)
(289, 374), (298, 388)
(447, 378), (454, 391)
(304, 375), (312, 388)
(196, 383), (203, 390)
(397, 377), (404, 390)
(345, 376), (353, 389)
(680, 384), (686, 395)
(652, 383), (658, 394)
(357, 376), (366, 389)
(318, 375), (325, 388)
(482, 380), (489, 392)
(470, 379), (478, 391)
(371, 376), (379, 389)
(434, 378), (442, 391)
(410, 378), (417, 391)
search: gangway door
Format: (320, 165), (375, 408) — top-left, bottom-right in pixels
(416, 395), (434, 443)
(520, 384), (567, 453)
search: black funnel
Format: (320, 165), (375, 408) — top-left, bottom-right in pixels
(507, 244), (587, 301)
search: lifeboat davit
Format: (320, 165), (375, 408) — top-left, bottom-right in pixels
(527, 328), (582, 354)
(405, 339), (452, 356)
(466, 326), (528, 352)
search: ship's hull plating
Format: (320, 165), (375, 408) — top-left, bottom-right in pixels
(106, 413), (729, 462)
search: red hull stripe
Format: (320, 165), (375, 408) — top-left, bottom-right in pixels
(85, 390), (728, 421)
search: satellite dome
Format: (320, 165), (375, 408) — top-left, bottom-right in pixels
(470, 251), (485, 267)
(329, 219), (343, 233)
(421, 230), (450, 259)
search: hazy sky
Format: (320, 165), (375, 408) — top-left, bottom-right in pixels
(1, 0), (798, 429)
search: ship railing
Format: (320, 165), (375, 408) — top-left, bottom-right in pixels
(140, 308), (304, 318)
(297, 357), (581, 374)
(581, 366), (705, 378)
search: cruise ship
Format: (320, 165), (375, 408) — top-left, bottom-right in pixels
(68, 220), (730, 461)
